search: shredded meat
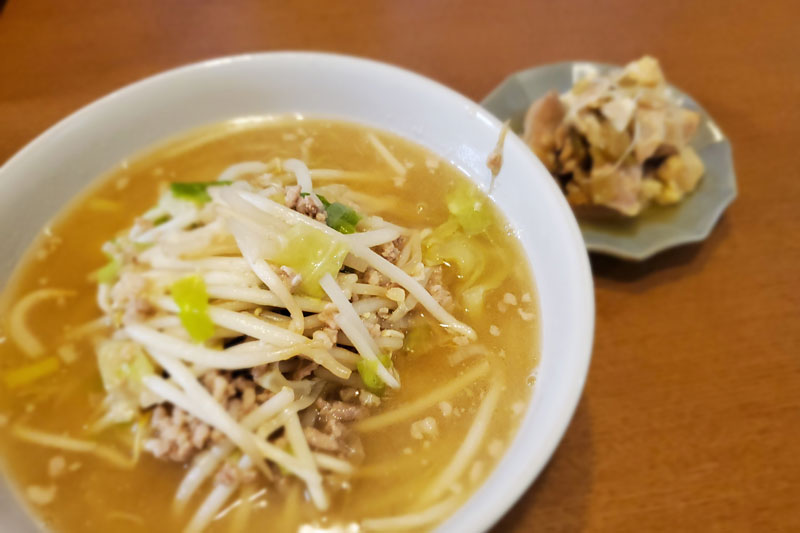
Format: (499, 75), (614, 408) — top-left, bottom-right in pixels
(523, 56), (705, 216)
(523, 90), (566, 173)
(590, 164), (643, 216)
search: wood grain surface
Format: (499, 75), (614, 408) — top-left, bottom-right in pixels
(1, 1), (798, 531)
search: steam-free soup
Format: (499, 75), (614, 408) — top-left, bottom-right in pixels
(0, 118), (539, 532)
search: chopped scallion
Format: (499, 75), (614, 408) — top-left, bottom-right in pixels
(325, 202), (361, 234)
(300, 193), (362, 234)
(153, 214), (171, 226)
(357, 359), (385, 396)
(170, 181), (232, 204)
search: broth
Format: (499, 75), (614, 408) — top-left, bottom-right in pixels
(0, 118), (539, 532)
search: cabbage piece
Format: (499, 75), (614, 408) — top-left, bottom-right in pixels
(93, 252), (121, 285)
(269, 191), (286, 205)
(462, 282), (500, 316)
(422, 217), (459, 265)
(423, 217), (508, 315)
(403, 319), (434, 356)
(95, 341), (156, 428)
(434, 235), (485, 285)
(171, 275), (215, 342)
(94, 239), (152, 285)
(272, 224), (349, 298)
(445, 181), (493, 235)
(170, 181), (232, 204)
(98, 341), (154, 394)
(423, 221), (486, 285)
(377, 352), (393, 368)
(422, 216), (460, 266)
(460, 247), (508, 316)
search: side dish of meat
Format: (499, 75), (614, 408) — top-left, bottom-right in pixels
(523, 56), (705, 217)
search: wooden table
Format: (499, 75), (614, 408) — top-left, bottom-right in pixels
(2, 1), (798, 531)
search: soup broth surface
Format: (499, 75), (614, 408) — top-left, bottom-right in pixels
(0, 118), (539, 532)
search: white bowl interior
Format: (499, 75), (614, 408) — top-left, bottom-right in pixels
(0, 52), (594, 532)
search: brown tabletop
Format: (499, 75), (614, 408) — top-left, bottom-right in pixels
(2, 1), (799, 531)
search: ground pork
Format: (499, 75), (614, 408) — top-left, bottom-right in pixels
(291, 361), (319, 381)
(317, 304), (339, 330)
(145, 365), (372, 468)
(425, 266), (454, 311)
(312, 327), (338, 348)
(110, 272), (156, 323)
(318, 400), (367, 422)
(284, 185), (301, 211)
(145, 370), (271, 463)
(303, 426), (341, 453)
(377, 237), (405, 264)
(144, 405), (202, 462)
(214, 460), (258, 487)
(361, 267), (391, 288)
(215, 461), (241, 486)
(339, 387), (358, 402)
(276, 265), (303, 293)
(124, 297), (156, 323)
(284, 185), (327, 222)
(303, 396), (368, 457)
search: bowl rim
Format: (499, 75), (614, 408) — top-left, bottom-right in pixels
(0, 51), (595, 532)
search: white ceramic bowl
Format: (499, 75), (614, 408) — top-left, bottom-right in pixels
(0, 52), (594, 532)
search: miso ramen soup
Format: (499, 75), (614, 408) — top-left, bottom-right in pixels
(0, 118), (539, 532)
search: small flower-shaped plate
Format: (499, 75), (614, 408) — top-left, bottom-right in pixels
(482, 61), (737, 261)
